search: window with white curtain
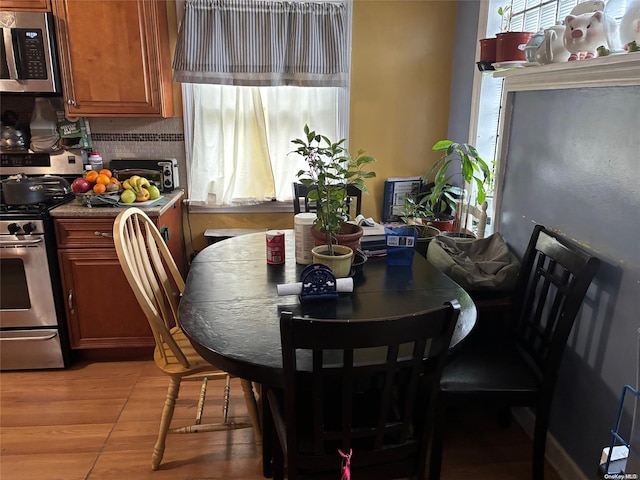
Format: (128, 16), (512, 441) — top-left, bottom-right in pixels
(174, 0), (352, 208)
(183, 84), (347, 206)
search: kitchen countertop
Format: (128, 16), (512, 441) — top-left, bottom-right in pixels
(50, 189), (185, 218)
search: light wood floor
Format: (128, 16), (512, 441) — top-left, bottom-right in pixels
(0, 360), (563, 480)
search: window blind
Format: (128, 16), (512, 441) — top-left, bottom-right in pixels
(173, 0), (351, 87)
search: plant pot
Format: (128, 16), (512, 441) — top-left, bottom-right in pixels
(426, 216), (455, 232)
(479, 37), (497, 63)
(496, 31), (534, 62)
(311, 222), (363, 253)
(311, 245), (354, 278)
(415, 225), (441, 258)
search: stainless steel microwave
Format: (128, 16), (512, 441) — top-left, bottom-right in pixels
(0, 11), (60, 94)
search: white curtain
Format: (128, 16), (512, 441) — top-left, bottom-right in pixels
(175, 0), (352, 206)
(185, 84), (344, 205)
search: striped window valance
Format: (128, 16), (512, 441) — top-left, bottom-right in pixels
(173, 0), (352, 87)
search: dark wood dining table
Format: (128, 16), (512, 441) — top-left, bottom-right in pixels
(179, 230), (477, 387)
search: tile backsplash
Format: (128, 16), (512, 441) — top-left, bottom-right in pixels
(89, 117), (187, 191)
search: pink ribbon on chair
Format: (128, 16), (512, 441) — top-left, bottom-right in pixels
(339, 449), (352, 480)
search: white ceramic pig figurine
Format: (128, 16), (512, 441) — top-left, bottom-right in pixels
(563, 11), (620, 60)
(620, 0), (640, 50)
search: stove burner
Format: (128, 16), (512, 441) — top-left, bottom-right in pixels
(0, 193), (74, 217)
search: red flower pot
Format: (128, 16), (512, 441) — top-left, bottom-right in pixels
(479, 37), (497, 63)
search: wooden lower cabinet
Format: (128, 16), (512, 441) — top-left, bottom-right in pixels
(58, 249), (153, 350)
(55, 201), (185, 357)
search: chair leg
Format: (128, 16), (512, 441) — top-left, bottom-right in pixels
(428, 396), (446, 480)
(262, 390), (274, 478)
(532, 402), (551, 480)
(241, 379), (262, 441)
(152, 376), (181, 470)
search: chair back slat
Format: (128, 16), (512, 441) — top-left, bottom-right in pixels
(293, 182), (362, 220)
(279, 303), (459, 475)
(510, 225), (600, 377)
(114, 208), (189, 368)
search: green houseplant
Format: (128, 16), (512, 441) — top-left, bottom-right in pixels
(291, 125), (376, 263)
(404, 139), (491, 236)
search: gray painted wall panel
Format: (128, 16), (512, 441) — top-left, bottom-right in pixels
(499, 86), (640, 474)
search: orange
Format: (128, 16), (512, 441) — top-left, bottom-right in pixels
(93, 183), (106, 194)
(96, 174), (111, 185)
(99, 169), (112, 178)
(85, 170), (99, 183)
(110, 177), (121, 187)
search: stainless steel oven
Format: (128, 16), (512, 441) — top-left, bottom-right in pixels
(0, 151), (81, 370)
(0, 218), (65, 369)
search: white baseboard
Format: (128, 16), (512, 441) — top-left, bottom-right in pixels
(512, 407), (588, 480)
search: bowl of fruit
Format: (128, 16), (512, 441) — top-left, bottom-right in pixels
(119, 175), (161, 204)
(71, 170), (161, 207)
(71, 169), (122, 207)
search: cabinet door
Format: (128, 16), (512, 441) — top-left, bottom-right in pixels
(52, 0), (173, 117)
(58, 249), (154, 350)
(0, 1), (50, 11)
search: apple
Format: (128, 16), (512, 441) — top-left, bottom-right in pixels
(120, 189), (136, 204)
(147, 185), (161, 200)
(71, 177), (91, 193)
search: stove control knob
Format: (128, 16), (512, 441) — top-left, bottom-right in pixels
(22, 222), (36, 235)
(7, 223), (21, 235)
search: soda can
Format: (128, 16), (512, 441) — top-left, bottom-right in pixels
(266, 230), (285, 264)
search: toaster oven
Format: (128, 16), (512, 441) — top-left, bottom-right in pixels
(109, 158), (179, 193)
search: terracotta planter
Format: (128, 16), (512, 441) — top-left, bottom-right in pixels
(496, 32), (534, 62)
(310, 222), (363, 253)
(311, 245), (354, 278)
(426, 217), (455, 232)
(479, 37), (497, 63)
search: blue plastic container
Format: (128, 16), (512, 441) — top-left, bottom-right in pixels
(385, 226), (417, 266)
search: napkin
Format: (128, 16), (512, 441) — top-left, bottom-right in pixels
(277, 277), (354, 296)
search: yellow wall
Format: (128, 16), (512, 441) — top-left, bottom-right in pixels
(185, 0), (458, 256)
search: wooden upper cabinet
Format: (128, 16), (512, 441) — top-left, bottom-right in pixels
(51, 0), (174, 117)
(0, 0), (51, 12)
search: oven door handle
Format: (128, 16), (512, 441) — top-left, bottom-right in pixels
(0, 332), (57, 342)
(0, 237), (44, 247)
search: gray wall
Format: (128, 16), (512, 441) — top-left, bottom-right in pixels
(451, 1), (640, 476)
(447, 0), (480, 143)
(499, 86), (640, 474)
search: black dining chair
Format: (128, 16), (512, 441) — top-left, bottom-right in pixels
(429, 224), (600, 480)
(265, 303), (461, 480)
(292, 182), (362, 219)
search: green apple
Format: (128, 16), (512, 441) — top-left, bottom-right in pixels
(120, 189), (136, 204)
(147, 184), (161, 200)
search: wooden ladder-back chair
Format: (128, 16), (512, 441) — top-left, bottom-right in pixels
(293, 182), (362, 220)
(429, 224), (600, 480)
(457, 200), (488, 239)
(265, 303), (460, 479)
(113, 207), (261, 470)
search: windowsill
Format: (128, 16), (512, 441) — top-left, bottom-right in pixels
(186, 200), (294, 214)
(493, 54), (640, 92)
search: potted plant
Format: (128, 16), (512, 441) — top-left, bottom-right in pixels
(291, 125), (376, 276)
(405, 139), (491, 238)
(400, 196), (441, 258)
(495, 4), (534, 63)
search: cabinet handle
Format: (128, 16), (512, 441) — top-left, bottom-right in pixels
(66, 98), (76, 106)
(94, 231), (113, 238)
(68, 290), (74, 315)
